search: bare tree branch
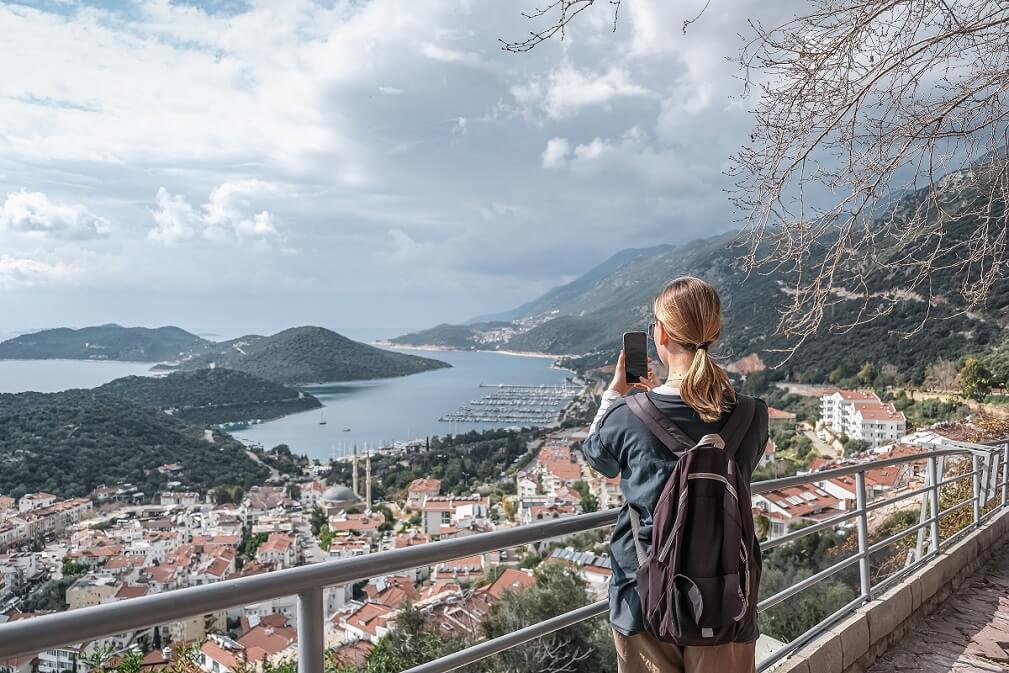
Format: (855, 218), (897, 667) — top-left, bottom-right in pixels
(731, 1), (1009, 357)
(499, 0), (622, 52)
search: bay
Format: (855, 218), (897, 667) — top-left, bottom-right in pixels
(232, 348), (574, 460)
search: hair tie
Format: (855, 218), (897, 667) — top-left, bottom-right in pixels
(695, 342), (710, 351)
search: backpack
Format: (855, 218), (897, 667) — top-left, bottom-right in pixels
(625, 392), (758, 646)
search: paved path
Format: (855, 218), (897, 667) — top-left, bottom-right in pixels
(866, 544), (1009, 672)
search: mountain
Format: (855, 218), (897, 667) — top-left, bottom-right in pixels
(0, 324), (210, 362)
(182, 326), (450, 384)
(394, 170), (1009, 382)
(96, 368), (322, 425)
(0, 390), (269, 498)
(471, 244), (674, 323)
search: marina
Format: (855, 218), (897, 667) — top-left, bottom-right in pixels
(439, 383), (583, 425)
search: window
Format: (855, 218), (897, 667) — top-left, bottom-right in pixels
(440, 511), (451, 524)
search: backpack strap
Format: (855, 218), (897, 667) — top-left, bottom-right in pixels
(719, 394), (756, 457)
(627, 506), (648, 567)
(625, 393), (694, 456)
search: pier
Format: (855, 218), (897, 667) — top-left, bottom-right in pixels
(440, 383), (583, 425)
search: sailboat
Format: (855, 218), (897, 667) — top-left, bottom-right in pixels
(319, 410), (327, 425)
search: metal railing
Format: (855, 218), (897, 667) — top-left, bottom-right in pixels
(0, 442), (1006, 673)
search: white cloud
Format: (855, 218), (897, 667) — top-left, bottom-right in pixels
(0, 255), (75, 288)
(542, 138), (571, 169)
(149, 181), (279, 245)
(512, 64), (650, 119)
(379, 86), (405, 95)
(0, 191), (110, 240)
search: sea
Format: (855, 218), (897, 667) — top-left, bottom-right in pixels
(0, 328), (574, 461)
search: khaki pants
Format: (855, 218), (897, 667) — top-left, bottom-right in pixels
(613, 631), (756, 673)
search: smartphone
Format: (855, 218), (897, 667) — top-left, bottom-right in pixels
(622, 331), (648, 385)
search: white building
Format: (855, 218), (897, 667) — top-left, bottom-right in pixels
(820, 390), (906, 447)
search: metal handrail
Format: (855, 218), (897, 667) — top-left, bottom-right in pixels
(0, 444), (1005, 673)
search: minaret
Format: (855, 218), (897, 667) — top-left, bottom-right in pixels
(352, 445), (359, 498)
(365, 452), (372, 512)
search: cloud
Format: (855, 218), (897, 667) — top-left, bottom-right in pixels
(149, 181), (279, 245)
(0, 255), (75, 288)
(542, 138), (571, 169)
(512, 64), (651, 119)
(0, 191), (110, 240)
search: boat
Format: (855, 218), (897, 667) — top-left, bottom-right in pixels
(342, 428), (351, 432)
(319, 411), (327, 426)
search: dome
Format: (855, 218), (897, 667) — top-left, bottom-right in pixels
(322, 485), (356, 502)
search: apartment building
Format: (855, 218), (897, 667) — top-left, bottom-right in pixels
(820, 390), (906, 447)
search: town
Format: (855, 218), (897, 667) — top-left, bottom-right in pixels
(0, 384), (983, 673)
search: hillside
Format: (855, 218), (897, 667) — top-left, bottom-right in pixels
(183, 326), (450, 384)
(96, 369), (322, 425)
(0, 390), (269, 498)
(0, 325), (210, 362)
(394, 170), (1009, 383)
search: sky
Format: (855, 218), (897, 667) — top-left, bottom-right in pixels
(0, 0), (792, 336)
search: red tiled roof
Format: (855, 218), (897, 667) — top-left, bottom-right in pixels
(343, 603), (394, 637)
(767, 406), (796, 420)
(237, 625), (297, 662)
(408, 478), (441, 494)
(200, 640), (242, 671)
(483, 569), (535, 600)
(115, 584), (149, 600)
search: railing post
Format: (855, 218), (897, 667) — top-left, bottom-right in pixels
(972, 453), (982, 529)
(1002, 444), (1009, 508)
(298, 588), (324, 673)
(854, 471), (871, 600)
(927, 455), (941, 555)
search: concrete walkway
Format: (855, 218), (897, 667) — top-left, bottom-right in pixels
(866, 543), (1009, 672)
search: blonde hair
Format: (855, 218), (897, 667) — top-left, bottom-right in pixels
(654, 276), (735, 422)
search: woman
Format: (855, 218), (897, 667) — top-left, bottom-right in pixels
(582, 276), (768, 673)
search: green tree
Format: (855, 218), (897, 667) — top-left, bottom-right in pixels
(61, 557), (89, 577)
(856, 362), (877, 386)
(571, 480), (599, 513)
(361, 604), (466, 673)
(310, 506), (327, 537)
(482, 564), (615, 673)
(960, 357), (993, 401)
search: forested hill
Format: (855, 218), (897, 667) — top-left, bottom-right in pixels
(97, 368), (322, 425)
(0, 324), (209, 362)
(0, 390), (269, 498)
(180, 326), (450, 384)
(394, 170), (1009, 383)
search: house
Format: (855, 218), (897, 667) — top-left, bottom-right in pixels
(160, 492), (200, 507)
(255, 533), (298, 569)
(298, 480), (328, 509)
(237, 621), (297, 667)
(418, 496), (489, 537)
(407, 479), (441, 509)
(200, 635), (245, 673)
(752, 486), (843, 539)
(767, 407), (798, 430)
(328, 513), (385, 541)
(66, 575), (120, 609)
(432, 554), (486, 582)
(18, 493), (57, 513)
(337, 602), (396, 644)
(329, 539), (371, 561)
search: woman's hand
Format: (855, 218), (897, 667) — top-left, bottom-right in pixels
(608, 350), (659, 396)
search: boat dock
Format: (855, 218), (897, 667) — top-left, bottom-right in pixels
(440, 383), (583, 425)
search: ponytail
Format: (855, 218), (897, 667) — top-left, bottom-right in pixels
(654, 277), (735, 422)
(680, 346), (736, 423)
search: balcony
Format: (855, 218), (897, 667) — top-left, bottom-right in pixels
(1, 440), (1008, 673)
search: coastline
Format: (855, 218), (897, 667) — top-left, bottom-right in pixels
(375, 340), (578, 360)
